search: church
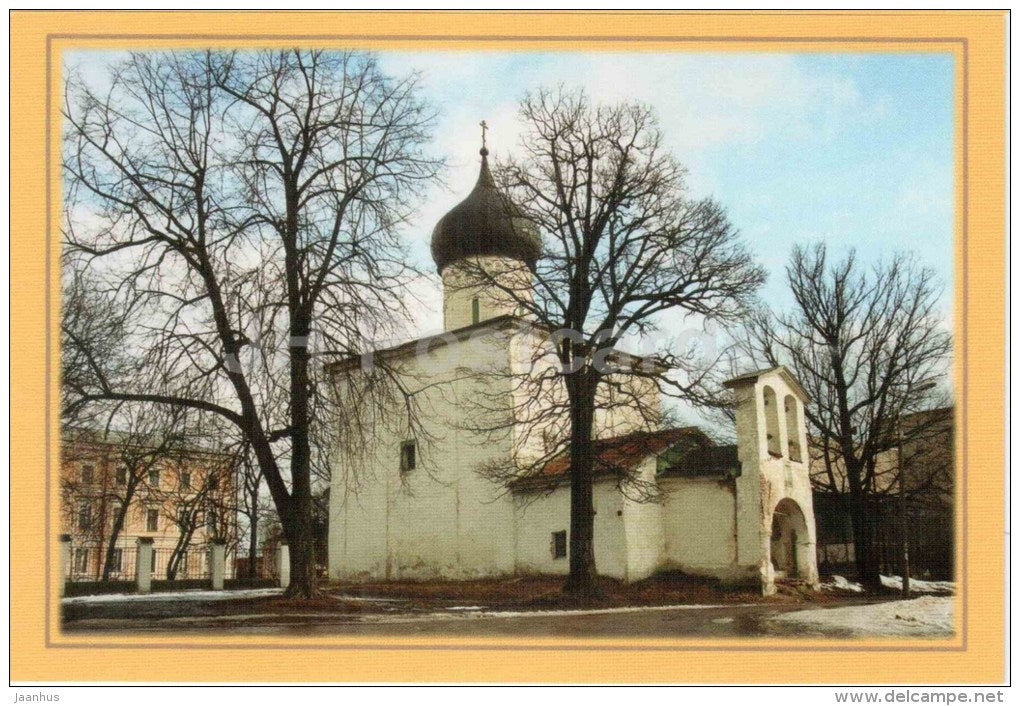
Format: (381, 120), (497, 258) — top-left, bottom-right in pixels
(326, 144), (819, 594)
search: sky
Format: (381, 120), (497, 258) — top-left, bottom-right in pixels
(65, 49), (956, 428)
(373, 50), (955, 337)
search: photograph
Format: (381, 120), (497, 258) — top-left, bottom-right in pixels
(9, 9), (1007, 690)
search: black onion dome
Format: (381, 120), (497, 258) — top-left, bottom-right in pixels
(431, 148), (542, 274)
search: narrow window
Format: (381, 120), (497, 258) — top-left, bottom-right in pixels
(148, 469), (160, 487)
(471, 296), (480, 324)
(146, 508), (159, 532)
(151, 549), (157, 573)
(552, 530), (567, 559)
(77, 501), (91, 530)
(115, 466), (127, 486)
(179, 551), (189, 577)
(80, 464), (94, 484)
(180, 471), (191, 489)
(207, 508), (218, 532)
(74, 547), (89, 574)
(110, 548), (123, 572)
(400, 440), (417, 473)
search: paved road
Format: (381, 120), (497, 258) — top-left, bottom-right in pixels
(61, 598), (874, 638)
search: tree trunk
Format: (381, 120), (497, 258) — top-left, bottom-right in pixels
(247, 489), (259, 580)
(284, 313), (317, 598)
(101, 485), (135, 580)
(563, 373), (600, 599)
(849, 494), (881, 589)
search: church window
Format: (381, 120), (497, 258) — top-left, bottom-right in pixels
(180, 471), (191, 489)
(115, 466), (127, 486)
(400, 440), (417, 473)
(148, 468), (160, 487)
(471, 297), (480, 324)
(552, 530), (567, 559)
(80, 464), (94, 484)
(146, 508), (159, 532)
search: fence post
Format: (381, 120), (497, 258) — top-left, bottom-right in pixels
(209, 540), (226, 590)
(135, 537), (154, 594)
(58, 534), (71, 597)
(278, 543), (290, 589)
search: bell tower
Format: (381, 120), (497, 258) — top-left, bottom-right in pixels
(724, 366), (819, 593)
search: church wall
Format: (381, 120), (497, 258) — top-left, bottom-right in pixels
(506, 327), (664, 471)
(513, 480), (627, 580)
(621, 456), (665, 582)
(329, 328), (519, 581)
(659, 476), (738, 576)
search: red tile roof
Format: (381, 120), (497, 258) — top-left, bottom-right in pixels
(511, 426), (710, 491)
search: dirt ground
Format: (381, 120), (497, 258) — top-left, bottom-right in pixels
(334, 571), (850, 610)
(62, 571), (866, 628)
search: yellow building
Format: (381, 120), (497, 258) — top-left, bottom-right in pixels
(60, 428), (238, 582)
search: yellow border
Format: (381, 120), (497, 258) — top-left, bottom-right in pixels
(11, 10), (1006, 683)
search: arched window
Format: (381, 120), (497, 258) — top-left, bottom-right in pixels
(784, 395), (802, 462)
(763, 385), (782, 458)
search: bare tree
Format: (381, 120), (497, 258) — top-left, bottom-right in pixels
(158, 450), (233, 581)
(460, 89), (764, 597)
(62, 49), (442, 597)
(736, 243), (951, 588)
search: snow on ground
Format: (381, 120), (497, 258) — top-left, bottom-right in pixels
(770, 596), (954, 637)
(879, 575), (955, 595)
(820, 575), (954, 596)
(821, 575), (865, 593)
(62, 588), (284, 604)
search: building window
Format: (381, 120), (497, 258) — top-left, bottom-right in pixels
(471, 296), (480, 324)
(208, 474), (218, 491)
(80, 464), (94, 484)
(146, 508), (159, 532)
(180, 471), (191, 489)
(115, 466), (127, 486)
(178, 551), (189, 577)
(207, 508), (218, 533)
(148, 469), (160, 487)
(109, 548), (123, 573)
(552, 530), (567, 559)
(77, 501), (91, 531)
(73, 547), (89, 574)
(399, 440), (417, 473)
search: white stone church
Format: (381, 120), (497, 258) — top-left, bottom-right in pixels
(327, 146), (819, 594)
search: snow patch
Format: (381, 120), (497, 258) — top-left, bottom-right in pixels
(770, 596), (954, 637)
(880, 575), (955, 595)
(821, 575), (864, 593)
(820, 575), (954, 596)
(62, 588), (284, 604)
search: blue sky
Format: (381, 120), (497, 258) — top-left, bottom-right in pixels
(67, 49), (956, 333)
(374, 51), (955, 334)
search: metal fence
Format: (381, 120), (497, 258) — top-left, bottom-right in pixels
(68, 544), (235, 582)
